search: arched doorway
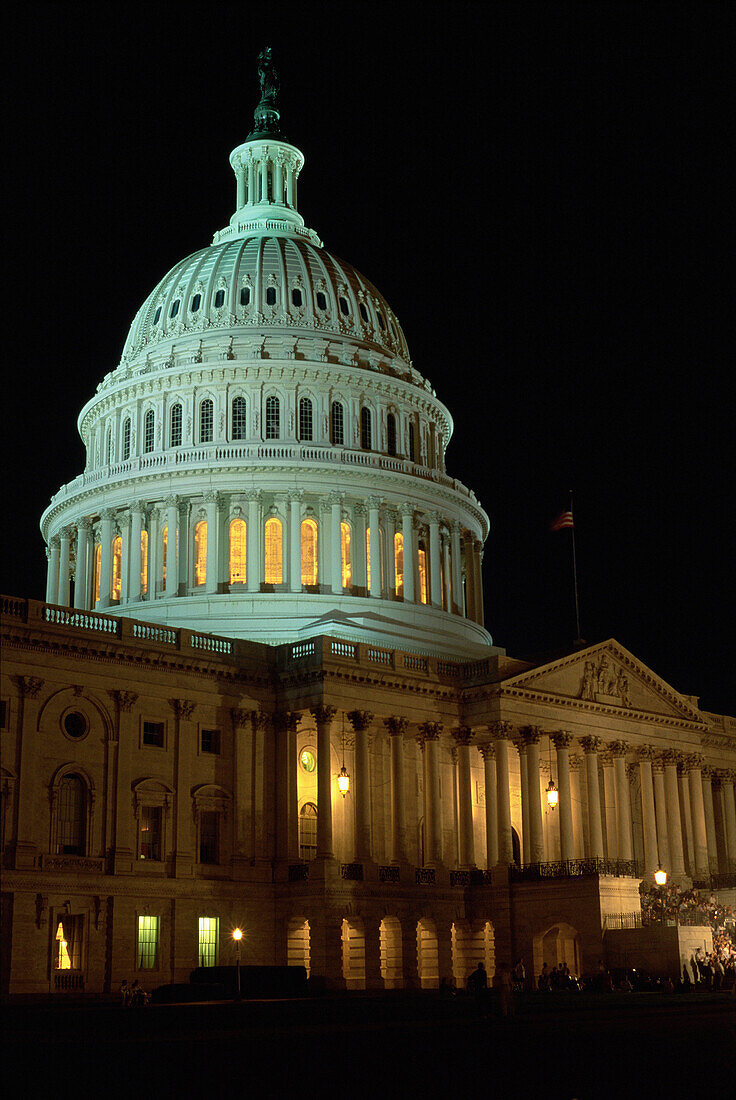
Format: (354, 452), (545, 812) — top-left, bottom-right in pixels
(379, 917), (403, 989)
(286, 917), (310, 978)
(538, 922), (582, 978)
(452, 919), (495, 990)
(341, 918), (366, 989)
(417, 918), (439, 989)
(299, 803), (317, 861)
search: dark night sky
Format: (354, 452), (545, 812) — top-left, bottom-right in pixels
(4, 3), (734, 714)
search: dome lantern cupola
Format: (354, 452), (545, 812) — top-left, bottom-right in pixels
(216, 47), (322, 247)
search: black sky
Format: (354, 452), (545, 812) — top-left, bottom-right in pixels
(4, 2), (734, 713)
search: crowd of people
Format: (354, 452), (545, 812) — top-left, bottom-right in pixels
(639, 882), (736, 931)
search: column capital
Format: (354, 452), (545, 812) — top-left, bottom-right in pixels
(490, 720), (515, 741)
(245, 488), (262, 502)
(251, 710), (271, 732)
(328, 491), (345, 506)
(636, 745), (656, 761)
(231, 707), (254, 729)
(609, 740), (629, 757)
(701, 764), (715, 780)
(311, 704), (337, 726)
(169, 698), (196, 720)
(367, 495), (383, 510)
(60, 524), (75, 539)
(287, 488), (304, 503)
(417, 721), (442, 744)
(580, 735), (603, 754)
(519, 725), (541, 746)
(715, 768), (735, 786)
(661, 748), (681, 767)
(100, 508), (116, 521)
(347, 709), (373, 732)
(11, 675), (44, 698)
(273, 711), (299, 733)
(108, 689), (138, 712)
(130, 500), (146, 516)
(77, 517), (92, 532)
(600, 750), (615, 767)
(685, 753), (704, 771)
(451, 726), (474, 746)
(400, 502), (415, 518)
(551, 731), (574, 749)
(568, 752), (582, 772)
(203, 490), (221, 505)
(354, 501), (367, 517)
(384, 716), (408, 737)
(478, 742), (495, 761)
(426, 511), (441, 526)
(117, 512), (131, 531)
(164, 494), (179, 509)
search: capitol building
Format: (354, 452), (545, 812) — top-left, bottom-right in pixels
(1, 63), (734, 996)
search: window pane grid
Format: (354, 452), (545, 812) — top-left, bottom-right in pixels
(264, 518), (283, 583)
(266, 396), (280, 439)
(170, 404), (182, 447)
(198, 917), (219, 967)
(137, 915), (159, 969)
(299, 397), (313, 441)
(232, 397), (247, 440)
(200, 399), (213, 443)
(331, 401), (344, 445)
(229, 518), (246, 583)
(144, 410), (155, 454)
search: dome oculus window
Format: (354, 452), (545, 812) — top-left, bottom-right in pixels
(240, 287), (250, 306)
(339, 296), (350, 316)
(62, 711), (88, 740)
(300, 748), (316, 773)
(153, 306), (162, 325)
(170, 299), (180, 319)
(376, 311), (385, 330)
(292, 288), (303, 307)
(214, 289), (225, 309)
(266, 286), (277, 306)
(316, 292), (327, 311)
(359, 303), (369, 323)
(191, 293), (201, 312)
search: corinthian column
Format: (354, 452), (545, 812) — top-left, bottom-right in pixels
(520, 727), (544, 863)
(311, 705), (337, 860)
(428, 512), (442, 608)
(384, 717), (408, 863)
(347, 710), (373, 862)
(678, 759), (696, 876)
(611, 741), (633, 862)
(204, 491), (220, 594)
(368, 496), (382, 598)
(418, 722), (443, 866)
(274, 711), (299, 862)
(330, 492), (344, 595)
(479, 743), (498, 869)
(552, 732), (575, 862)
(687, 754), (709, 880)
(246, 489), (261, 593)
(492, 721), (515, 864)
(57, 527), (72, 606)
(719, 770), (736, 872)
(129, 502), (144, 603)
(580, 736), (604, 860)
(662, 751), (686, 877)
(652, 759), (671, 873)
(74, 521), (90, 609)
(46, 537), (60, 604)
(165, 496), (179, 598)
(401, 505), (415, 602)
(637, 747), (660, 879)
(98, 509), (115, 608)
(701, 767), (719, 874)
(452, 727), (475, 868)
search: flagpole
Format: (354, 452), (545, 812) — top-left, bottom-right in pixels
(569, 489), (584, 646)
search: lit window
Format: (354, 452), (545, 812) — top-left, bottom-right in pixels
(55, 917), (82, 971)
(144, 409), (155, 453)
(137, 915), (160, 969)
(198, 917), (219, 967)
(265, 395), (280, 439)
(170, 299), (180, 319)
(170, 403), (182, 447)
(361, 407), (372, 450)
(299, 803), (317, 861)
(153, 306), (162, 325)
(229, 518), (246, 584)
(300, 748), (316, 773)
(292, 288), (303, 307)
(201, 728), (220, 754)
(161, 526), (167, 587)
(299, 397), (313, 441)
(301, 518), (318, 586)
(200, 399), (213, 443)
(140, 806), (162, 861)
(140, 530), (148, 595)
(112, 536), (122, 601)
(387, 413), (397, 456)
(214, 289), (225, 308)
(122, 417), (131, 460)
(264, 517), (283, 584)
(394, 532), (404, 596)
(194, 520), (207, 586)
(316, 291), (327, 310)
(57, 774), (86, 855)
(359, 302), (369, 322)
(199, 811), (220, 864)
(231, 396), (246, 440)
(240, 286), (250, 306)
(331, 401), (344, 445)
(339, 296), (350, 316)
(366, 527), (371, 590)
(143, 720), (165, 747)
(418, 545), (428, 604)
(341, 521), (352, 589)
(266, 286), (276, 305)
(93, 544), (101, 605)
(191, 293), (201, 312)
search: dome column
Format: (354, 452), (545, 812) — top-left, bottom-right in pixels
(384, 717), (408, 864)
(147, 507), (160, 600)
(453, 727), (476, 869)
(472, 539), (484, 625)
(74, 521), (90, 609)
(178, 501), (190, 596)
(479, 743), (498, 868)
(330, 493), (344, 595)
(204, 492), (220, 594)
(353, 504), (367, 592)
(463, 534), (476, 621)
(428, 513), (442, 608)
(401, 505), (415, 603)
(288, 490), (302, 592)
(98, 509), (115, 608)
(129, 503), (143, 603)
(46, 537), (60, 603)
(118, 513), (130, 605)
(246, 490), (261, 593)
(165, 497), (179, 598)
(247, 159), (256, 206)
(492, 721), (515, 865)
(311, 706), (337, 861)
(273, 155), (284, 205)
(235, 162), (246, 209)
(384, 509), (397, 596)
(347, 710), (373, 863)
(442, 533), (452, 611)
(57, 527), (72, 607)
(368, 497), (382, 598)
(451, 523), (463, 616)
(418, 722), (443, 867)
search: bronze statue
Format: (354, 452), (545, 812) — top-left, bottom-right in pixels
(257, 47), (279, 107)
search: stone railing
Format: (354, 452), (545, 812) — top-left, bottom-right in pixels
(415, 868), (436, 886)
(510, 858), (641, 882)
(288, 863), (309, 882)
(340, 863), (364, 881)
(604, 912), (644, 931)
(379, 865), (400, 883)
(40, 854), (105, 873)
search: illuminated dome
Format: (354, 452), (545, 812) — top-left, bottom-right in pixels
(40, 68), (494, 658)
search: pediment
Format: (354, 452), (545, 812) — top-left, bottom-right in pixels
(499, 640), (705, 723)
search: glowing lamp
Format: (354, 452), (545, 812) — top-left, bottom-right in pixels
(338, 766), (350, 797)
(232, 927), (243, 941)
(546, 778), (558, 809)
(654, 866), (667, 886)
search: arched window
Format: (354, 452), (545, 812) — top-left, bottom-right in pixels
(140, 530), (149, 596)
(143, 409), (155, 454)
(331, 401), (344, 445)
(231, 396), (246, 441)
(214, 289), (225, 309)
(341, 521), (352, 589)
(359, 302), (369, 323)
(106, 427), (112, 465)
(394, 532), (404, 596)
(191, 293), (201, 312)
(200, 398), (213, 443)
(112, 536), (122, 602)
(387, 412), (397, 456)
(170, 299), (180, 319)
(418, 543), (428, 604)
(57, 774), (86, 855)
(299, 803), (318, 861)
(339, 296), (350, 316)
(301, 517), (318, 586)
(408, 422), (416, 463)
(299, 397), (313, 441)
(170, 403), (182, 448)
(316, 291), (327, 311)
(292, 288), (303, 307)
(194, 521), (207, 586)
(240, 287), (250, 306)
(122, 417), (131, 461)
(264, 517), (283, 584)
(161, 526), (167, 587)
(229, 518), (246, 584)
(265, 395), (280, 439)
(361, 407), (372, 450)
(93, 544), (101, 605)
(266, 286), (277, 306)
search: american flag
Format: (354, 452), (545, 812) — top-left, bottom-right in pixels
(550, 510), (574, 531)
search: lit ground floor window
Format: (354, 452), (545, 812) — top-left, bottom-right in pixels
(198, 917), (219, 967)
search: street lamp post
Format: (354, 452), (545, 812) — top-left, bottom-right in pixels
(233, 927), (242, 1000)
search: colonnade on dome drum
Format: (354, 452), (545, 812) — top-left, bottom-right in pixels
(44, 490), (485, 624)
